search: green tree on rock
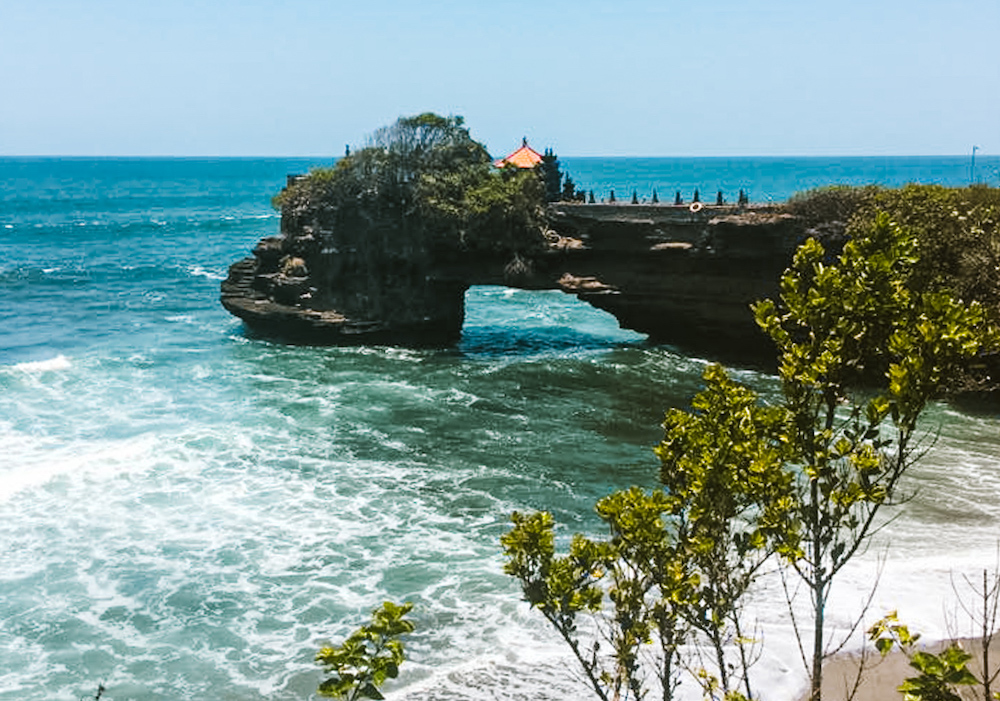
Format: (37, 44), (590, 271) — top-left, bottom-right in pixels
(540, 148), (562, 203)
(273, 113), (548, 257)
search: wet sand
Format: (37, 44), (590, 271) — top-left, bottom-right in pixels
(800, 637), (999, 701)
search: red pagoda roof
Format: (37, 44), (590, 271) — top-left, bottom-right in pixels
(494, 138), (543, 168)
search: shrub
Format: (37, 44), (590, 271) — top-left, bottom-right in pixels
(316, 601), (415, 700)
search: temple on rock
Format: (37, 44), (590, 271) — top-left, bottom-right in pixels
(494, 138), (543, 168)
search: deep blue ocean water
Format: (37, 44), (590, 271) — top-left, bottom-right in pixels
(2, 156), (1000, 700)
(561, 154), (1000, 203)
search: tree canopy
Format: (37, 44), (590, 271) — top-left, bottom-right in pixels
(273, 113), (548, 255)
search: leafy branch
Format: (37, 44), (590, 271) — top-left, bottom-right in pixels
(316, 601), (415, 700)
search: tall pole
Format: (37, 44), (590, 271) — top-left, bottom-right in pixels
(971, 145), (980, 184)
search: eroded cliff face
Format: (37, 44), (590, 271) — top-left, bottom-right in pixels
(221, 199), (810, 355)
(221, 182), (473, 345)
(535, 204), (805, 356)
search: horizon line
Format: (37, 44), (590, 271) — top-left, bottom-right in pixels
(0, 152), (992, 160)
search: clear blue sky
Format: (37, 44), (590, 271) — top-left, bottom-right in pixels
(1, 0), (997, 157)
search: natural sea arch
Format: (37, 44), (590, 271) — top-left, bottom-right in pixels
(221, 203), (800, 356)
(458, 286), (646, 353)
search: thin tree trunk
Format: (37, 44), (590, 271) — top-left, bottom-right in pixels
(811, 576), (826, 701)
(983, 569), (991, 701)
(733, 611), (754, 700)
(713, 627), (730, 694)
(810, 472), (826, 701)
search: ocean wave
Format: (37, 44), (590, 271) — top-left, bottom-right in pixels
(0, 426), (158, 504)
(187, 265), (226, 280)
(11, 355), (71, 373)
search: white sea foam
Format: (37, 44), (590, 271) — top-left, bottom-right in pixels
(3, 354), (997, 701)
(0, 317), (995, 701)
(0, 428), (160, 503)
(188, 264), (225, 280)
(11, 354), (71, 372)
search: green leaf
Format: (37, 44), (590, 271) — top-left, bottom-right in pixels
(500, 196), (1000, 701)
(359, 682), (385, 700)
(314, 601), (414, 699)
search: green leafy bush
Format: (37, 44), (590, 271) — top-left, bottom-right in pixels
(869, 613), (979, 701)
(783, 184), (1000, 394)
(316, 601), (415, 700)
(784, 184), (1000, 315)
(784, 185), (881, 227)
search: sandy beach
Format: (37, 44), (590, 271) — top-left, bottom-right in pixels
(803, 637), (999, 701)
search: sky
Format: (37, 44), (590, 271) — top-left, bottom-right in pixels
(1, 0), (997, 157)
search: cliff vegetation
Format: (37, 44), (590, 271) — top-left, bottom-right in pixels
(785, 184), (1000, 318)
(273, 113), (547, 256)
(784, 184), (1000, 394)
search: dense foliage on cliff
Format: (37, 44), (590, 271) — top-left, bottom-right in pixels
(784, 184), (1000, 393)
(273, 113), (547, 255)
(784, 184), (1000, 314)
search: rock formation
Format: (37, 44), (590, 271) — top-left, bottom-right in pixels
(221, 199), (811, 357)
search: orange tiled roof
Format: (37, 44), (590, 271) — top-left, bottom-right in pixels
(494, 140), (543, 168)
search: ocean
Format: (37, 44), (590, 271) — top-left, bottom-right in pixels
(2, 155), (1000, 701)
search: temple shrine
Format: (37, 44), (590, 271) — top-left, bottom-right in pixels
(494, 138), (543, 168)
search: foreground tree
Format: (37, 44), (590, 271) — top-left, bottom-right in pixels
(656, 364), (798, 699)
(754, 212), (996, 700)
(504, 210), (996, 701)
(503, 365), (798, 700)
(504, 486), (720, 701)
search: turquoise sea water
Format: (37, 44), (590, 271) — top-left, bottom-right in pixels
(2, 156), (1000, 700)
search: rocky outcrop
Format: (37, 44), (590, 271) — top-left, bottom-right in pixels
(221, 200), (810, 356)
(533, 204), (804, 356)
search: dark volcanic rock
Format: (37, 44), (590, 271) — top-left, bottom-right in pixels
(221, 185), (473, 346)
(222, 200), (811, 356)
(539, 204), (804, 357)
